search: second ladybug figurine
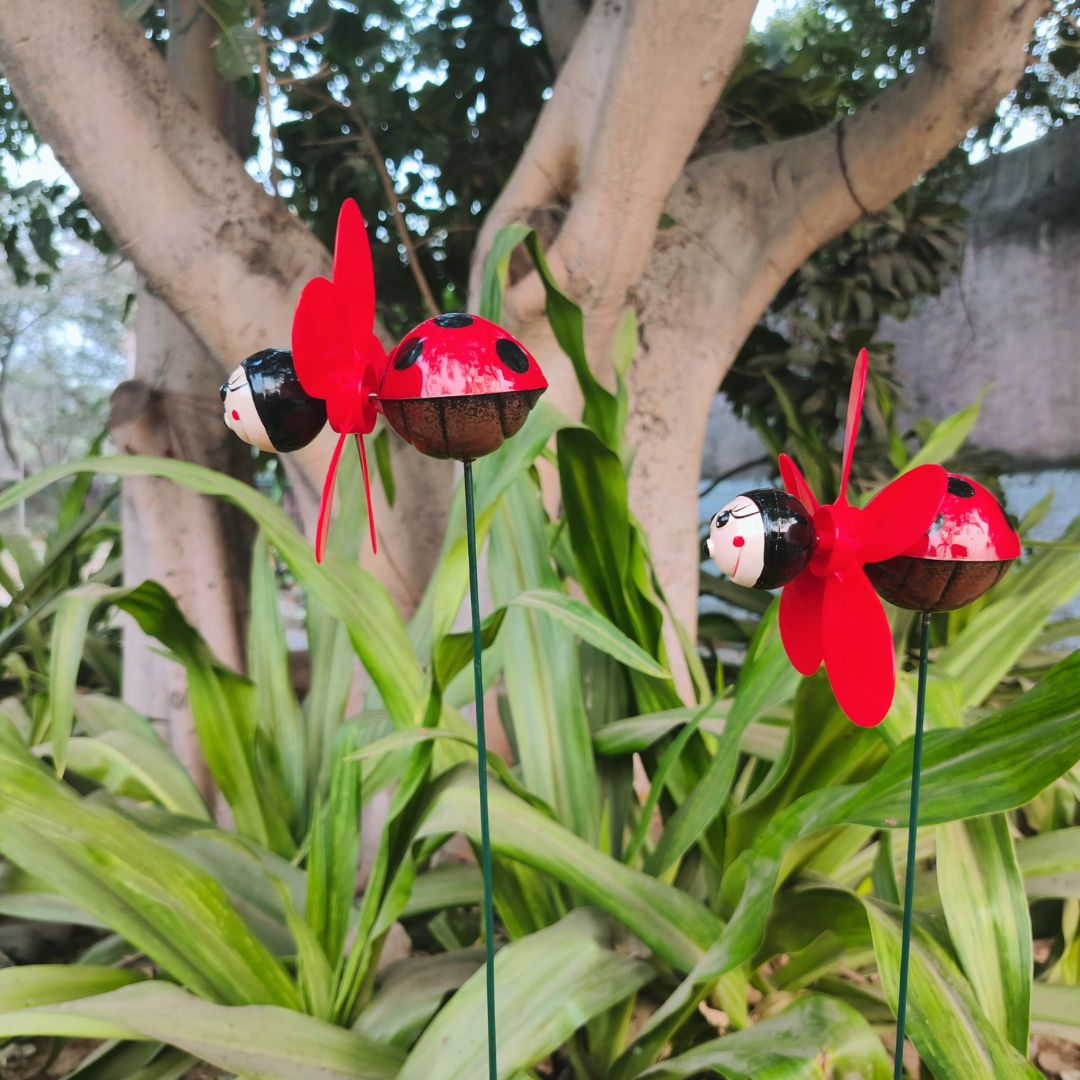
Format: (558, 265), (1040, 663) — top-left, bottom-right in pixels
(708, 472), (1021, 614)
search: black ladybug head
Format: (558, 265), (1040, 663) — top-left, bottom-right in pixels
(707, 488), (814, 590)
(221, 349), (326, 453)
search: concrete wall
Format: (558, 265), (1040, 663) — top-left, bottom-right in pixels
(883, 122), (1080, 466)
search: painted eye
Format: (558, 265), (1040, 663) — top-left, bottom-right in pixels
(715, 511), (730, 528)
(220, 383), (229, 402)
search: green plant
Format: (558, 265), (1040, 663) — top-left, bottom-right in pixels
(0, 452), (120, 729)
(0, 234), (1075, 1078)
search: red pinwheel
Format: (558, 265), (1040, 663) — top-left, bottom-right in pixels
(292, 199), (388, 561)
(707, 349), (948, 727)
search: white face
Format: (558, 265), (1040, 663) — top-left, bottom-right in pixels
(706, 495), (767, 588)
(221, 363), (275, 452)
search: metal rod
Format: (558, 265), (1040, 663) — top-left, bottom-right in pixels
(464, 460), (498, 1080)
(894, 608), (931, 1078)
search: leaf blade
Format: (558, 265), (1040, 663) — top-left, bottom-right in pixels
(399, 910), (652, 1079)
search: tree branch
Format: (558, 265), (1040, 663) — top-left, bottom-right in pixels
(299, 84), (442, 319)
(472, 0), (758, 323)
(746, 0), (1046, 269)
(0, 0), (330, 362)
(536, 0), (588, 72)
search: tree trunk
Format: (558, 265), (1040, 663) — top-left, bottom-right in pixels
(0, 0), (450, 625)
(112, 290), (255, 795)
(110, 3), (255, 796)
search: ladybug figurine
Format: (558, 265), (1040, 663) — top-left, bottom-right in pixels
(864, 473), (1021, 611)
(381, 313), (547, 461)
(220, 201), (548, 560)
(707, 348), (954, 726)
(705, 349), (1022, 728)
(220, 348), (327, 453)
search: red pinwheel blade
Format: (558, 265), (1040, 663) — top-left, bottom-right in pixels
(354, 435), (377, 555)
(315, 432), (349, 564)
(822, 566), (895, 727)
(838, 348), (869, 503)
(779, 453), (820, 515)
(292, 277), (353, 402)
(857, 464), (948, 565)
(779, 571), (825, 676)
(333, 199), (377, 350)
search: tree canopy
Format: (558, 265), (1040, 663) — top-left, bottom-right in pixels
(2, 0), (1076, 491)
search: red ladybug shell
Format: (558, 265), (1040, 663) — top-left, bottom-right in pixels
(865, 474), (1021, 612)
(899, 474), (1021, 562)
(379, 313), (547, 461)
(380, 313), (547, 401)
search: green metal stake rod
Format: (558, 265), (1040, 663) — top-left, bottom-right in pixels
(893, 609), (931, 1079)
(464, 460), (498, 1080)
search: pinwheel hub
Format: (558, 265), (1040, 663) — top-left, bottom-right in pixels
(808, 502), (861, 577)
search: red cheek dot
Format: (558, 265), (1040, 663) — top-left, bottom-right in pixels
(733, 536), (745, 548)
(231, 410), (240, 421)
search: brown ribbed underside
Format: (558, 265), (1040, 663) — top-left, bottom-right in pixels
(381, 388), (544, 461)
(865, 556), (1011, 612)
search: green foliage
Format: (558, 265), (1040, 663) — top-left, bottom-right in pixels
(261, 0), (550, 333)
(0, 234), (1075, 1079)
(0, 457), (121, 717)
(640, 994), (891, 1078)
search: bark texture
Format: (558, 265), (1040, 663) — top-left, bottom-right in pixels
(108, 3), (255, 796)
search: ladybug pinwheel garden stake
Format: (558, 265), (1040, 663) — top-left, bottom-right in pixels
(707, 348), (1020, 1078)
(708, 348), (950, 728)
(220, 199), (547, 1080)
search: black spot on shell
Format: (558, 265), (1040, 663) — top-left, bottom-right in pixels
(394, 337), (424, 370)
(496, 338), (530, 374)
(434, 313), (474, 328)
(947, 477), (976, 498)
